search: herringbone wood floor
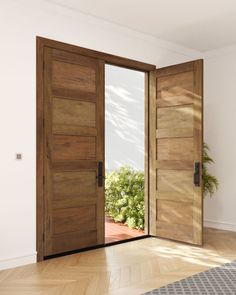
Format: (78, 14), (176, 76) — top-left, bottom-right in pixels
(1, 228), (236, 295)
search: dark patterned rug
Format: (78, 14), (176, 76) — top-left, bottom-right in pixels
(143, 261), (236, 294)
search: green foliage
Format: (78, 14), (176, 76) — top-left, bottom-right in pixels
(105, 166), (144, 230)
(203, 143), (219, 197)
(105, 143), (218, 229)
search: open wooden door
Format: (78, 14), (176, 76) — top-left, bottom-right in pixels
(149, 60), (203, 245)
(43, 47), (104, 256)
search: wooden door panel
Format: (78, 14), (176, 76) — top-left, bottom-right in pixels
(157, 106), (193, 130)
(53, 171), (96, 198)
(157, 138), (194, 161)
(157, 70), (194, 107)
(157, 71), (194, 97)
(157, 127), (193, 139)
(158, 170), (193, 196)
(52, 60), (96, 93)
(43, 47), (104, 256)
(52, 206), (96, 235)
(157, 96), (193, 108)
(51, 50), (98, 101)
(156, 191), (193, 202)
(51, 230), (97, 254)
(53, 98), (96, 130)
(157, 200), (193, 225)
(53, 135), (96, 161)
(157, 104), (193, 139)
(52, 48), (98, 69)
(156, 160), (193, 170)
(150, 60), (203, 245)
(52, 87), (97, 102)
(52, 199), (97, 210)
(156, 222), (193, 244)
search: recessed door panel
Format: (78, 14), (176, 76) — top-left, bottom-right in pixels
(52, 206), (97, 235)
(53, 98), (96, 135)
(52, 60), (96, 93)
(53, 135), (96, 162)
(53, 171), (96, 198)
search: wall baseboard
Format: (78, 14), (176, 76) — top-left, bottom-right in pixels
(204, 219), (236, 232)
(0, 253), (37, 271)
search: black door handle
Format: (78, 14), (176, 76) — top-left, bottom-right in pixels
(96, 162), (104, 187)
(194, 162), (200, 186)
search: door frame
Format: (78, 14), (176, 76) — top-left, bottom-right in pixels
(36, 36), (155, 261)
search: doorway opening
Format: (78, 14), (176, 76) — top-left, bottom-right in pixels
(36, 37), (203, 261)
(105, 64), (146, 244)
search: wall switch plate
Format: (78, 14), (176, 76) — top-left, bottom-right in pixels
(16, 153), (22, 160)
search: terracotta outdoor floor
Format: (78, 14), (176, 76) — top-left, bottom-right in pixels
(105, 216), (145, 243)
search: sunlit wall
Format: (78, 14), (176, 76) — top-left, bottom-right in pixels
(105, 65), (145, 171)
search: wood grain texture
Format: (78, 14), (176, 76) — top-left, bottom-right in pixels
(157, 138), (194, 161)
(53, 171), (96, 198)
(157, 71), (194, 100)
(37, 36), (151, 260)
(157, 170), (193, 200)
(52, 206), (96, 235)
(53, 98), (96, 134)
(150, 60), (203, 245)
(156, 221), (193, 243)
(96, 60), (105, 244)
(43, 47), (54, 256)
(157, 106), (193, 129)
(42, 45), (105, 257)
(156, 160), (193, 170)
(52, 171), (97, 210)
(53, 135), (96, 161)
(157, 127), (193, 139)
(157, 199), (193, 224)
(36, 37), (44, 262)
(52, 60), (96, 93)
(51, 230), (98, 254)
(37, 36), (156, 72)
(1, 228), (236, 295)
(52, 48), (98, 68)
(192, 60), (204, 245)
(149, 72), (157, 236)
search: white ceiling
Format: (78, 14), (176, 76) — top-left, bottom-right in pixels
(47, 0), (236, 52)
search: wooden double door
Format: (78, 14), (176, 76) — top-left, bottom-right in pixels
(37, 37), (203, 259)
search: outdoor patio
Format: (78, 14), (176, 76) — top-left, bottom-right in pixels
(105, 216), (145, 244)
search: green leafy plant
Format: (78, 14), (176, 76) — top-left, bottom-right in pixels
(203, 143), (219, 197)
(105, 166), (144, 230)
(105, 144), (218, 230)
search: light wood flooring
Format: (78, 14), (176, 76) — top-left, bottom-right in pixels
(1, 228), (236, 295)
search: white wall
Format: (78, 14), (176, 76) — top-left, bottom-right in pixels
(0, 0), (201, 270)
(105, 65), (145, 171)
(204, 46), (236, 232)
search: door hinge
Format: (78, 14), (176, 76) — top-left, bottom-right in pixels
(43, 175), (45, 185)
(43, 232), (45, 242)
